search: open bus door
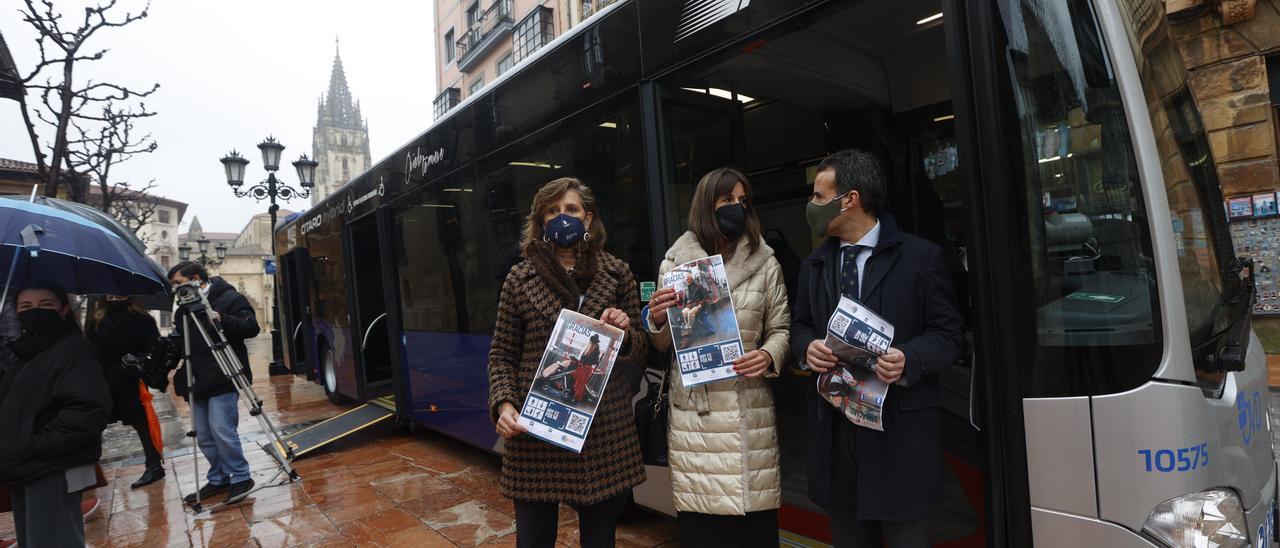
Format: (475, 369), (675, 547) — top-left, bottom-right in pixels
(280, 248), (317, 379)
(342, 209), (402, 403)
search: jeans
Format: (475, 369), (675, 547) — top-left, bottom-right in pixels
(192, 392), (250, 484)
(11, 470), (84, 547)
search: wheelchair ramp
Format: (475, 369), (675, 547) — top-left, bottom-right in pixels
(268, 396), (396, 461)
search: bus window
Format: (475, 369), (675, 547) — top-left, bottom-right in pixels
(995, 0), (1163, 397)
(1116, 0), (1243, 398)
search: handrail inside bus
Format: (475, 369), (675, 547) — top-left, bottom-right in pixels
(361, 313), (388, 352)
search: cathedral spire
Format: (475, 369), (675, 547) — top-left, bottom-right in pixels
(323, 36), (360, 130)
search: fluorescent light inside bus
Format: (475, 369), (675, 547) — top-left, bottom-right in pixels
(681, 87), (755, 103)
(509, 161), (563, 169)
(917, 12), (943, 25)
(599, 122), (618, 129)
(933, 114), (954, 122)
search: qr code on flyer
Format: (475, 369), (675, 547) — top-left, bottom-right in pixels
(565, 412), (589, 435)
(830, 314), (851, 337)
(720, 343), (742, 362)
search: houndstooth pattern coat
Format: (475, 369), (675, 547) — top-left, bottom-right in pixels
(488, 250), (648, 505)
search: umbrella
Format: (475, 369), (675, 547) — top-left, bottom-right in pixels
(0, 195), (170, 306)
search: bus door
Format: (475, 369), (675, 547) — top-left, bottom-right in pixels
(343, 210), (398, 401)
(280, 248), (317, 378)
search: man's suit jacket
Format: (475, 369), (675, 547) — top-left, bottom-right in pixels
(790, 213), (965, 521)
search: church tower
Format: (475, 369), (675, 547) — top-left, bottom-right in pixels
(311, 39), (371, 206)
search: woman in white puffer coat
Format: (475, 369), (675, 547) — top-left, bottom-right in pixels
(645, 167), (790, 547)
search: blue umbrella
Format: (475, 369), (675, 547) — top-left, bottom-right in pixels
(0, 195), (170, 305)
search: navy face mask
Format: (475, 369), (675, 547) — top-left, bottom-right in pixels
(544, 213), (587, 248)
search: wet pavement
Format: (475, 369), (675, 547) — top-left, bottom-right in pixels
(0, 338), (680, 547)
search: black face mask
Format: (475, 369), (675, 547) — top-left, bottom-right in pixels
(18, 308), (64, 336)
(716, 202), (748, 240)
(107, 301), (129, 312)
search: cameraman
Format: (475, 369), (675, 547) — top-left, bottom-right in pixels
(167, 261), (260, 505)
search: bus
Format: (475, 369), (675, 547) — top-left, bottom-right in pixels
(273, 0), (1279, 545)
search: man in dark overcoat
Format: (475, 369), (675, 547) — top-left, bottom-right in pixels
(791, 149), (965, 547)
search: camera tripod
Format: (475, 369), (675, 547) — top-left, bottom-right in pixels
(172, 282), (299, 513)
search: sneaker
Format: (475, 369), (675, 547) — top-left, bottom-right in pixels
(183, 482), (230, 504)
(223, 479), (255, 504)
(130, 466), (166, 489)
(80, 496), (101, 521)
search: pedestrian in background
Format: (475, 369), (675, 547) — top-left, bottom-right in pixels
(646, 167), (790, 547)
(86, 295), (165, 489)
(0, 283), (112, 548)
(168, 261), (261, 505)
(488, 177), (649, 548)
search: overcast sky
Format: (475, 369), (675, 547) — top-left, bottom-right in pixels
(0, 0), (437, 233)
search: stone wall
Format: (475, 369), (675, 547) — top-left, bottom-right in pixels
(1171, 0), (1280, 196)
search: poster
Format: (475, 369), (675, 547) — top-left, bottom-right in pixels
(1228, 196), (1254, 220)
(518, 309), (624, 452)
(1254, 193), (1278, 218)
(662, 255), (744, 387)
(1230, 217), (1280, 316)
(817, 297), (896, 431)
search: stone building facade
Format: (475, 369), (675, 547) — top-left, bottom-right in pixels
(178, 212), (291, 334)
(312, 42), (372, 206)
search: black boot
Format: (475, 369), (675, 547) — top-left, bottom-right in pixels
(131, 466), (166, 489)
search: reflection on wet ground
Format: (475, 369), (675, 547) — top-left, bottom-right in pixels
(0, 338), (680, 547)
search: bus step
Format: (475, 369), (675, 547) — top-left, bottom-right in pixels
(267, 402), (396, 461)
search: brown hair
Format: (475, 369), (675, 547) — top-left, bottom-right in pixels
(688, 167), (761, 261)
(92, 296), (148, 328)
(520, 177), (608, 258)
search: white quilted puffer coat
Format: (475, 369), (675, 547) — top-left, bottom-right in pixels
(650, 231), (790, 515)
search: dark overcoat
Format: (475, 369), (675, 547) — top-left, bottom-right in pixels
(488, 250), (648, 505)
(790, 214), (965, 521)
(86, 308), (159, 425)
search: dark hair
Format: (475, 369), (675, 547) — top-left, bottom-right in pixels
(168, 261), (209, 282)
(817, 149), (888, 216)
(521, 177), (608, 258)
(19, 281), (69, 307)
(688, 167), (761, 261)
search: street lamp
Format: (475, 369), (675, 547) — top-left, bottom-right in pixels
(220, 136), (316, 376)
(178, 238), (226, 267)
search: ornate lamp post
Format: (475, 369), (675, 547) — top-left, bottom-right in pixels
(178, 236), (227, 267)
(220, 136), (317, 376)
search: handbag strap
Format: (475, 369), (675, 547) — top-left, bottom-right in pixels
(652, 368), (669, 414)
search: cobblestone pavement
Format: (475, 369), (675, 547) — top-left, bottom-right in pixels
(0, 338), (680, 547)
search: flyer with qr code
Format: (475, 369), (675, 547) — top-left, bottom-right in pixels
(818, 296), (895, 431)
(662, 254), (745, 388)
(518, 309), (625, 452)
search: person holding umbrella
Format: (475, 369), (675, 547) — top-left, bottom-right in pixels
(86, 295), (165, 488)
(0, 282), (112, 547)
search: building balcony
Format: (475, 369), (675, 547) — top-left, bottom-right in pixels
(434, 87), (461, 120)
(456, 0), (515, 73)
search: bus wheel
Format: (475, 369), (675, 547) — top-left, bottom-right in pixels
(320, 348), (349, 405)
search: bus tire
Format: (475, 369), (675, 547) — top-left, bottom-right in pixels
(320, 346), (349, 405)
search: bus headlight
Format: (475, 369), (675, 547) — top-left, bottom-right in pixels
(1143, 489), (1249, 547)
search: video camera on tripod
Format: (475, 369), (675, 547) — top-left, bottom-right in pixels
(169, 280), (299, 512)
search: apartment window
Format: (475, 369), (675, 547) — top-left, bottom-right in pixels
(469, 75), (486, 96)
(445, 29), (456, 63)
(466, 2), (480, 28)
(496, 51), (514, 76)
(434, 87), (461, 119)
(160, 255), (170, 269)
(158, 209), (171, 224)
(514, 6), (554, 62)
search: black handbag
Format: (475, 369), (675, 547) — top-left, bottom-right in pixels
(634, 367), (670, 467)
